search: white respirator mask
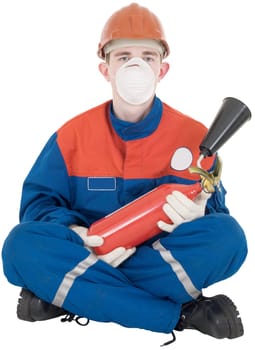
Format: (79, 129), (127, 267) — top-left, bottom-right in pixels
(115, 57), (157, 105)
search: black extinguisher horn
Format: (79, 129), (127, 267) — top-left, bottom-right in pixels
(199, 97), (252, 158)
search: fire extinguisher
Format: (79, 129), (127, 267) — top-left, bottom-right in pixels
(88, 97), (251, 255)
(88, 182), (201, 255)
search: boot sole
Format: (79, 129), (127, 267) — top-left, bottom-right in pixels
(17, 288), (36, 322)
(213, 294), (244, 339)
(17, 288), (66, 322)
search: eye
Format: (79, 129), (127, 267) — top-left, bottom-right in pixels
(143, 56), (155, 63)
(118, 56), (129, 62)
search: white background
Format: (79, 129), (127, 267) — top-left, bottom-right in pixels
(0, 0), (254, 349)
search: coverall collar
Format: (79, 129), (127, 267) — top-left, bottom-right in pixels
(110, 96), (163, 141)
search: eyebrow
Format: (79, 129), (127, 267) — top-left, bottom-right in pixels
(142, 51), (158, 56)
(114, 51), (132, 57)
(113, 50), (159, 57)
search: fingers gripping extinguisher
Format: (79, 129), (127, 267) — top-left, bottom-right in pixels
(88, 97), (252, 255)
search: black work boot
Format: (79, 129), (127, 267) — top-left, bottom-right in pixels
(17, 288), (67, 322)
(175, 294), (244, 339)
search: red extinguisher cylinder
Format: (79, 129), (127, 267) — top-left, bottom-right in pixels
(88, 182), (201, 255)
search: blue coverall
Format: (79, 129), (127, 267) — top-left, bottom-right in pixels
(2, 97), (247, 333)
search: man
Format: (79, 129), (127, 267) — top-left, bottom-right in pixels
(2, 3), (247, 344)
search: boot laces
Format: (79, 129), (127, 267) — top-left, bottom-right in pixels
(60, 312), (90, 326)
(160, 331), (176, 346)
(61, 313), (176, 345)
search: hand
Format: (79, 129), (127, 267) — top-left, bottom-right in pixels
(69, 225), (136, 267)
(69, 225), (104, 248)
(157, 190), (211, 233)
(98, 246), (136, 267)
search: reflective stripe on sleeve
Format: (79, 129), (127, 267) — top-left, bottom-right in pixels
(52, 253), (98, 307)
(152, 240), (201, 299)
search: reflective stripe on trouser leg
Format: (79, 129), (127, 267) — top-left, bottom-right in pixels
(152, 240), (201, 299)
(2, 222), (181, 333)
(52, 253), (98, 307)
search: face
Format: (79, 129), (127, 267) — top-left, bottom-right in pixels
(99, 46), (169, 97)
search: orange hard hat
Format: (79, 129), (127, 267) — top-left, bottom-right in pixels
(97, 3), (170, 59)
